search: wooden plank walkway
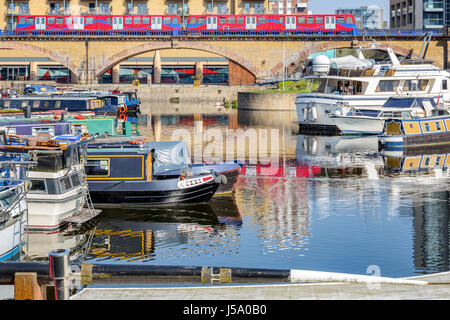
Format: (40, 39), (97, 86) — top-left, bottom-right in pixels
(70, 271), (450, 300)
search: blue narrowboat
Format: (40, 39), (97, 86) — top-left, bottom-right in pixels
(0, 118), (71, 137)
(378, 111), (450, 151)
(86, 140), (226, 207)
(0, 95), (111, 113)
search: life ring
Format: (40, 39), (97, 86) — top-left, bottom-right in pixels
(129, 139), (145, 144)
(118, 113), (127, 121)
(74, 115), (86, 119)
(119, 105), (127, 113)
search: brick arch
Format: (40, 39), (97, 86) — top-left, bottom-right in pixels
(0, 41), (80, 82)
(269, 42), (422, 75)
(95, 41), (259, 79)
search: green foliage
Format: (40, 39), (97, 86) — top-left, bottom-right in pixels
(250, 80), (319, 93)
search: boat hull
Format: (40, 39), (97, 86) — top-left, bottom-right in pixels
(88, 177), (220, 208)
(333, 116), (385, 135)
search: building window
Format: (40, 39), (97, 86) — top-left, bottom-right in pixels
(217, 3), (227, 14)
(168, 3), (178, 14)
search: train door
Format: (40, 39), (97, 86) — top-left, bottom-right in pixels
(285, 16), (296, 30)
(206, 16), (217, 30)
(245, 16), (256, 30)
(151, 17), (162, 30)
(74, 16), (84, 30)
(325, 16), (335, 29)
(113, 17), (123, 30)
(35, 17), (46, 30)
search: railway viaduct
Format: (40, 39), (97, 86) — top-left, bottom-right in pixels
(0, 36), (448, 85)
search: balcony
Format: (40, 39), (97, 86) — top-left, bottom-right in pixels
(124, 8), (149, 15)
(424, 1), (444, 11)
(424, 18), (443, 28)
(80, 6), (112, 15)
(47, 8), (72, 15)
(408, 5), (413, 13)
(6, 8), (30, 15)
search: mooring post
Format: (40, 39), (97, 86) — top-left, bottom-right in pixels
(48, 249), (70, 300)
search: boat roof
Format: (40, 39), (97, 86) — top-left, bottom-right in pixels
(382, 97), (436, 108)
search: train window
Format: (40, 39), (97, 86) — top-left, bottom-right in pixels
(27, 17), (34, 24)
(189, 17), (196, 24)
(107, 17), (111, 24)
(316, 16), (323, 24)
(219, 17), (226, 24)
(19, 17), (25, 24)
(337, 16), (345, 24)
(56, 18), (63, 24)
(198, 17), (205, 24)
(346, 16), (354, 24)
(86, 17), (93, 24)
(163, 17), (171, 24)
(143, 17), (149, 24)
(125, 17), (132, 24)
(306, 17), (314, 24)
(134, 17), (141, 24)
(237, 16), (244, 24)
(228, 16), (235, 24)
(172, 16), (179, 24)
(48, 17), (55, 24)
(65, 17), (72, 25)
(258, 17), (265, 24)
(279, 17), (284, 23)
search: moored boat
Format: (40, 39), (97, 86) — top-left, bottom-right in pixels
(378, 110), (450, 151)
(86, 140), (227, 207)
(331, 97), (438, 135)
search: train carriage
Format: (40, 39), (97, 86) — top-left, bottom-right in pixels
(185, 14), (357, 35)
(14, 13), (356, 36)
(15, 14), (182, 35)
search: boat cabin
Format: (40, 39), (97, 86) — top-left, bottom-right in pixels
(0, 96), (107, 113)
(0, 119), (71, 137)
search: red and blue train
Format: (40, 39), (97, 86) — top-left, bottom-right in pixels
(12, 14), (358, 36)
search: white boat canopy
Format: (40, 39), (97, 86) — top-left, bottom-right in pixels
(330, 55), (375, 70)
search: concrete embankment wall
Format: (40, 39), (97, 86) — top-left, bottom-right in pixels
(237, 91), (298, 131)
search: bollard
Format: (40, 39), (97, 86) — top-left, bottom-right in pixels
(48, 249), (70, 300)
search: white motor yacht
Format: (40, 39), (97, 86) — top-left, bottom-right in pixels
(296, 47), (450, 134)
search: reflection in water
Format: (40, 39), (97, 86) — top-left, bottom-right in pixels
(85, 198), (242, 263)
(20, 107), (450, 276)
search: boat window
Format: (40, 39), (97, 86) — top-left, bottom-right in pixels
(435, 121), (442, 130)
(376, 80), (399, 92)
(424, 123), (430, 132)
(403, 80), (428, 92)
(436, 156), (441, 165)
(85, 159), (109, 176)
(316, 16), (323, 24)
(4, 101), (10, 108)
(32, 127), (55, 136)
(443, 80), (448, 90)
(45, 179), (60, 194)
(0, 126), (16, 134)
(55, 101), (61, 108)
(32, 100), (40, 108)
(29, 179), (46, 193)
(70, 173), (82, 187)
(424, 157), (430, 166)
(59, 176), (72, 193)
(307, 17), (314, 24)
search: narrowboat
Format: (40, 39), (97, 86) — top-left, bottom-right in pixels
(0, 95), (110, 114)
(23, 85), (58, 95)
(378, 109), (450, 151)
(62, 92), (140, 115)
(86, 140), (227, 207)
(67, 115), (139, 137)
(0, 133), (100, 231)
(0, 152), (32, 261)
(0, 118), (71, 136)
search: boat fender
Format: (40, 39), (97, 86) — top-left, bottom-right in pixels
(74, 116), (86, 119)
(214, 175), (227, 185)
(119, 105), (128, 113)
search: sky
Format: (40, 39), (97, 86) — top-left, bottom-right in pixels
(308, 0), (389, 21)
